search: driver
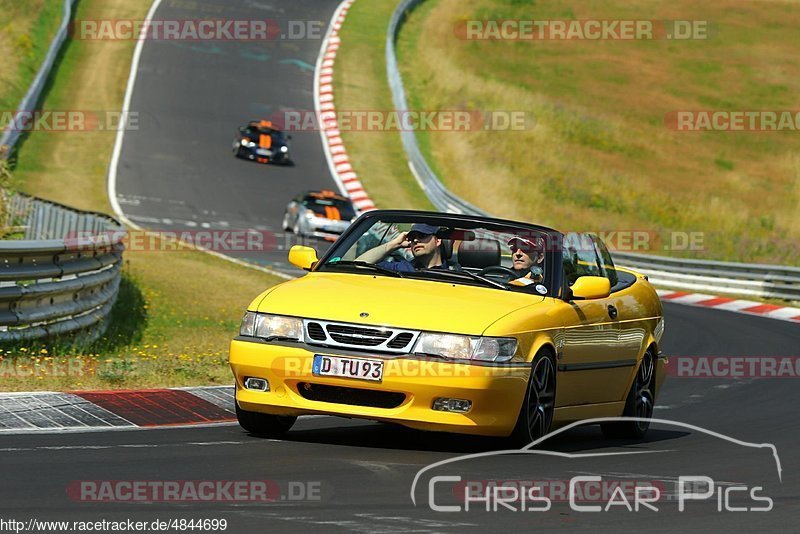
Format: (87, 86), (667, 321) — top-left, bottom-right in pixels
(507, 236), (545, 286)
(356, 223), (453, 272)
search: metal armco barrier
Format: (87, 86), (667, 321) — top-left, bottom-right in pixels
(385, 0), (800, 302)
(611, 251), (800, 301)
(0, 193), (125, 342)
(0, 0), (78, 158)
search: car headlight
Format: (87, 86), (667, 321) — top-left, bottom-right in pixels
(239, 312), (303, 341)
(280, 145), (288, 153)
(412, 333), (518, 362)
(240, 311), (257, 336)
(240, 139), (255, 148)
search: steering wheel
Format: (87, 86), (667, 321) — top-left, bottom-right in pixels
(477, 265), (519, 281)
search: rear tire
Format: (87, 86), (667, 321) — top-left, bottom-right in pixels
(601, 349), (655, 439)
(510, 349), (556, 447)
(235, 403), (296, 437)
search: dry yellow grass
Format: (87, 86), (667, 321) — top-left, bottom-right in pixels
(396, 0), (800, 264)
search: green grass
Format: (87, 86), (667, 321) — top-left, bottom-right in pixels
(0, 0), (63, 114)
(337, 0), (800, 265)
(333, 0), (434, 211)
(2, 0), (284, 391)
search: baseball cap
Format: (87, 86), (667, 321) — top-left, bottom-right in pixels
(408, 223), (439, 237)
(508, 235), (542, 253)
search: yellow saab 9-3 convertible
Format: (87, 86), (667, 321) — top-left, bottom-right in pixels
(230, 210), (666, 444)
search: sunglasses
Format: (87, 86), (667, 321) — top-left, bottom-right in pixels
(407, 232), (434, 242)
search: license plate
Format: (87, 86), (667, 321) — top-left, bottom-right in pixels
(312, 355), (384, 382)
(256, 148), (272, 156)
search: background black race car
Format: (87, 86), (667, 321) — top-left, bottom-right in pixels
(233, 120), (291, 164)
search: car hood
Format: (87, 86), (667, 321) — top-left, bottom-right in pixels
(254, 272), (545, 335)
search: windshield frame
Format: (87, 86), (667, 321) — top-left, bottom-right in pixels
(313, 210), (564, 297)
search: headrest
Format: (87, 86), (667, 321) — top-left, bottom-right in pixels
(458, 238), (500, 269)
(440, 239), (453, 260)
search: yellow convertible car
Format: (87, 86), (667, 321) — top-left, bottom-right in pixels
(229, 210), (666, 443)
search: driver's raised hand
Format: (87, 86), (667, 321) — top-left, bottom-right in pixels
(388, 232), (411, 250)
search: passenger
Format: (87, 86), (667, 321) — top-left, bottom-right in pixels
(356, 223), (453, 272)
(507, 236), (545, 285)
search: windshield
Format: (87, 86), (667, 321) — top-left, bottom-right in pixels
(270, 130), (287, 143)
(246, 127), (287, 143)
(304, 197), (356, 220)
(317, 214), (553, 294)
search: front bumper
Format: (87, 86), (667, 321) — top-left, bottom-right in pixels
(239, 146), (290, 164)
(229, 338), (531, 436)
(298, 218), (349, 240)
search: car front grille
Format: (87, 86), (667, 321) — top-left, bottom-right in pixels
(297, 382), (406, 409)
(307, 322), (326, 341)
(326, 325), (392, 346)
(303, 320), (418, 353)
(387, 332), (415, 349)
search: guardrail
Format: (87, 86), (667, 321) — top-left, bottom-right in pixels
(1, 193), (125, 343)
(0, 0), (77, 158)
(385, 0), (800, 302)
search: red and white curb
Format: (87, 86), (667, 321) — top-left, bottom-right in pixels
(315, 0), (376, 212)
(0, 386), (235, 433)
(658, 289), (800, 323)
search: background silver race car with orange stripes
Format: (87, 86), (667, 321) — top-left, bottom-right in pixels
(282, 190), (357, 241)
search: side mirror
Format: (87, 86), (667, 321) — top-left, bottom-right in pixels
(288, 245), (318, 271)
(287, 134), (293, 140)
(570, 276), (611, 300)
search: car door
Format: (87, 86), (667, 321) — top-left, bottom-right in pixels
(594, 235), (649, 395)
(555, 233), (632, 406)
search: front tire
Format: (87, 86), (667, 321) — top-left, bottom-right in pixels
(510, 350), (556, 447)
(235, 403), (296, 437)
(601, 349), (655, 439)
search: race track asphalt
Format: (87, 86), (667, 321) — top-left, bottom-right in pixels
(2, 304), (798, 531)
(113, 0), (343, 275)
(19, 0), (794, 531)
